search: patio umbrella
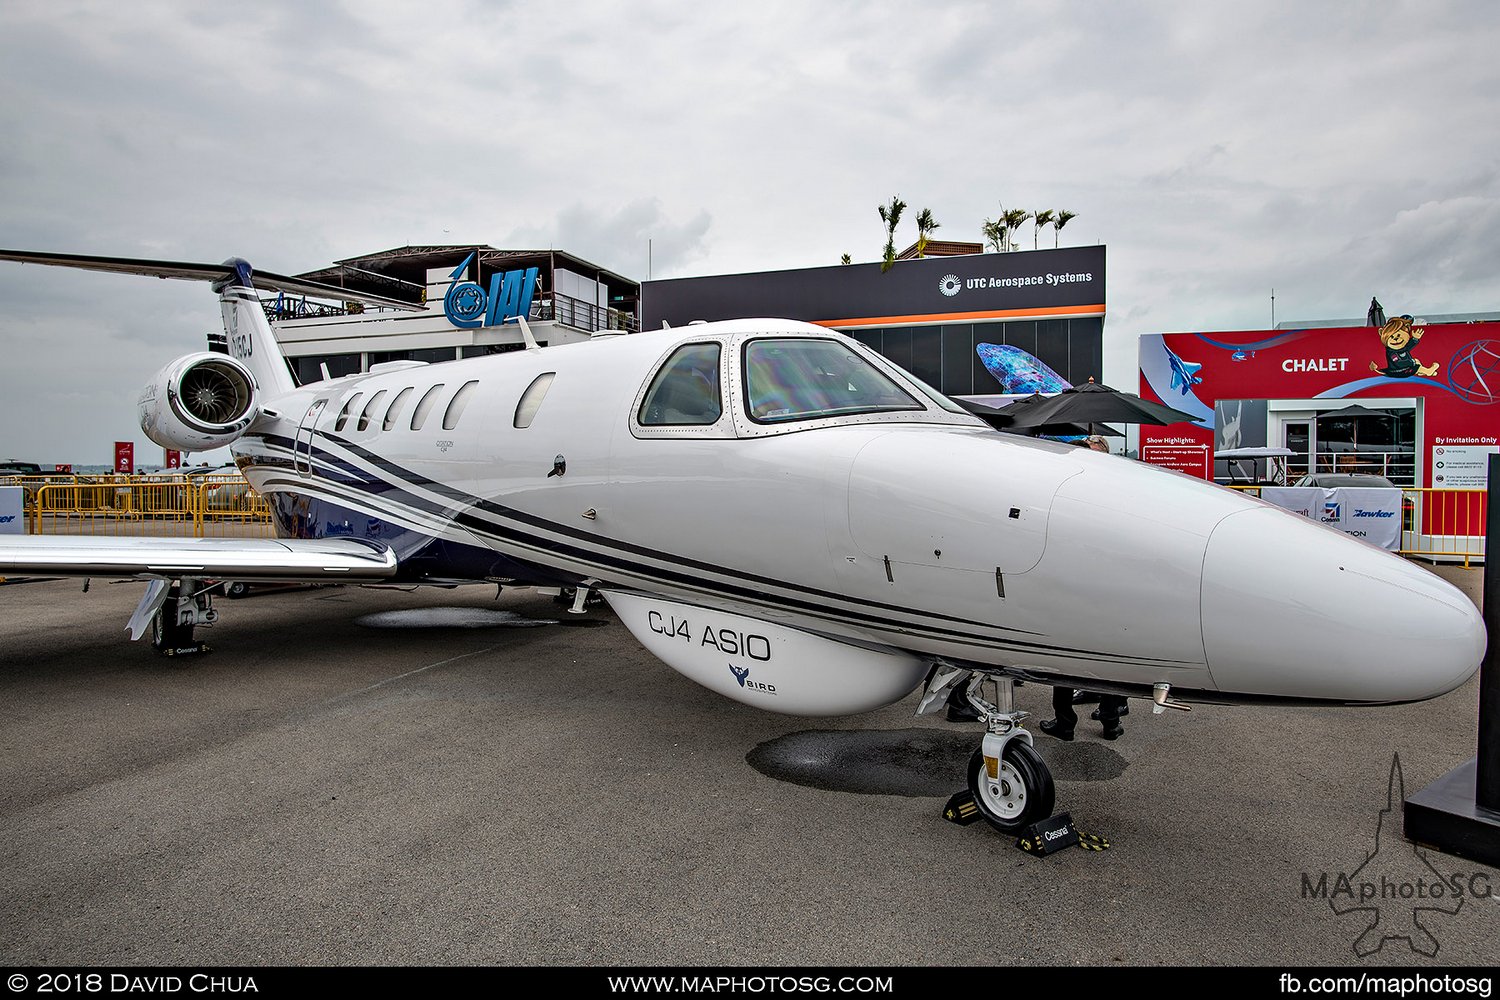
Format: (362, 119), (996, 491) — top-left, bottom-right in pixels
(951, 395), (1119, 438)
(997, 379), (1200, 431)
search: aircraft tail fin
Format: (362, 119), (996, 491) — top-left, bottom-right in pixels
(215, 258), (297, 396)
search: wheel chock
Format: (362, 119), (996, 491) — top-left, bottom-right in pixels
(1016, 811), (1079, 855)
(942, 790), (984, 825)
(160, 643), (212, 658)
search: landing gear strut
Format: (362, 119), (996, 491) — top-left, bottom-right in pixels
(923, 668), (1056, 833)
(149, 581), (217, 656)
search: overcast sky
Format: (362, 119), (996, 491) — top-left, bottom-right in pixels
(2, 0), (1497, 465)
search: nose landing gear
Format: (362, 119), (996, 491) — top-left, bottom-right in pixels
(922, 667), (1056, 833)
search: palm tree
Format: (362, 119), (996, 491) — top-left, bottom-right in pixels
(1032, 209), (1055, 250)
(981, 218), (1005, 253)
(878, 196), (907, 273)
(1002, 208), (1031, 251)
(914, 208), (939, 258)
(1052, 209), (1077, 248)
(840, 253), (852, 265)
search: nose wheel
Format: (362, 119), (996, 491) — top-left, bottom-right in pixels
(967, 741), (1054, 833)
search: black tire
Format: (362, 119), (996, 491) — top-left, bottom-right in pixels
(151, 588), (194, 652)
(967, 741), (1055, 833)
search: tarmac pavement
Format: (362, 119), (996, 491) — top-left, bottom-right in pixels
(0, 565), (1495, 967)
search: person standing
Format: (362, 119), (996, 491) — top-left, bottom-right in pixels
(1041, 687), (1125, 741)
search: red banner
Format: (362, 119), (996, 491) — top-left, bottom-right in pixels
(114, 441), (134, 475)
(165, 449), (181, 469)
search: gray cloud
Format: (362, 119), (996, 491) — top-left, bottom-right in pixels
(2, 0), (1499, 462)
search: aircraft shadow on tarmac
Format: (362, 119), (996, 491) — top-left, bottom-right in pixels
(746, 728), (1128, 797)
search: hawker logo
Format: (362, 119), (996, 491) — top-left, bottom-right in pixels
(1323, 501), (1342, 522)
(939, 274), (962, 297)
(443, 252), (539, 330)
(1354, 508), (1397, 518)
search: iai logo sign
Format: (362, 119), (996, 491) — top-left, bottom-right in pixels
(443, 252), (539, 330)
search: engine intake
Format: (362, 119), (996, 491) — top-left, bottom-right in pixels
(138, 353), (260, 452)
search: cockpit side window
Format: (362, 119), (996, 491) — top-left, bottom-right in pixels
(638, 343), (723, 426)
(743, 339), (923, 423)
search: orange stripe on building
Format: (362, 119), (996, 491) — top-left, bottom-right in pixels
(812, 303), (1105, 329)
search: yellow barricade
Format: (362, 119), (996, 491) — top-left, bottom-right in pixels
(29, 474), (274, 539)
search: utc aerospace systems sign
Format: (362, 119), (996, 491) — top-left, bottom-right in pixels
(444, 252), (538, 329)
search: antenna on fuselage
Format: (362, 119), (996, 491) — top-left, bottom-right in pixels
(662, 320), (671, 329)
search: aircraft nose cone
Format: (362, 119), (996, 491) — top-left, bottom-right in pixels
(1201, 508), (1485, 703)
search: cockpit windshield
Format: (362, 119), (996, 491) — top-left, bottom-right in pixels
(743, 339), (923, 424)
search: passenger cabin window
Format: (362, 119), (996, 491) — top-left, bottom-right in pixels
(639, 343), (722, 426)
(383, 386), (414, 430)
(442, 380), (480, 430)
(334, 392), (363, 432)
(514, 373), (555, 429)
(743, 339), (922, 423)
(357, 389), (388, 431)
(410, 384), (446, 431)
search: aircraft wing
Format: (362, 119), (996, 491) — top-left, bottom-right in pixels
(0, 250), (425, 312)
(0, 536), (398, 582)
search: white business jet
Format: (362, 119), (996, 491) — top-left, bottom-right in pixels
(0, 251), (1486, 834)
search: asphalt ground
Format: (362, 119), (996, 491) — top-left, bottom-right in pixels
(0, 566), (1496, 968)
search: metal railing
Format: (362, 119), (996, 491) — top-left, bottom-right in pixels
(1224, 485), (1486, 566)
(21, 474), (274, 539)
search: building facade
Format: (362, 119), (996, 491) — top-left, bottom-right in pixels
(641, 245), (1107, 400)
(270, 245), (639, 384)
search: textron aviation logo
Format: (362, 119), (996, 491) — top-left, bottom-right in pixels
(1300, 754), (1493, 957)
(939, 274), (961, 297)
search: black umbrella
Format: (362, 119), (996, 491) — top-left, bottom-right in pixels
(950, 396), (1016, 430)
(997, 380), (1199, 430)
(950, 395), (1121, 438)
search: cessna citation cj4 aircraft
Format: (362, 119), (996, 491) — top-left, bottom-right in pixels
(0, 250), (1487, 835)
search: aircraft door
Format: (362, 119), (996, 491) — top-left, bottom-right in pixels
(295, 399), (326, 478)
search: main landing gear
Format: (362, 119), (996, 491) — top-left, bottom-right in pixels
(921, 667), (1054, 833)
(133, 579), (218, 656)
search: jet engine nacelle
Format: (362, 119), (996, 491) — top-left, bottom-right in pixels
(137, 353), (260, 452)
(605, 591), (929, 716)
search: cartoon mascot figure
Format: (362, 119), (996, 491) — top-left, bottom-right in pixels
(1369, 315), (1439, 379)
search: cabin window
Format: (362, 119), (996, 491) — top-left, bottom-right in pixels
(410, 384), (446, 431)
(742, 339), (921, 424)
(334, 393), (363, 432)
(639, 343), (722, 426)
(514, 373), (556, 429)
(357, 390), (388, 432)
(383, 386), (414, 430)
(442, 380), (480, 430)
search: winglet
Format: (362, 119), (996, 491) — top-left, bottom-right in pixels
(517, 316), (541, 352)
